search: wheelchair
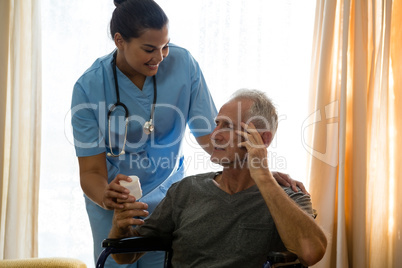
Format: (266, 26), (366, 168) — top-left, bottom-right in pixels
(96, 236), (307, 268)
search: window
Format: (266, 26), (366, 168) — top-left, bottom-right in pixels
(39, 0), (316, 266)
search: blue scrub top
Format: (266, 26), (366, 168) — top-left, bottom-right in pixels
(71, 44), (217, 206)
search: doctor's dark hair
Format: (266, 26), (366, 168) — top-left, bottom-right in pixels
(110, 0), (169, 40)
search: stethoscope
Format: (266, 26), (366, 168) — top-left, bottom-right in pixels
(107, 51), (157, 157)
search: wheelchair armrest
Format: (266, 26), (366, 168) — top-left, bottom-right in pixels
(265, 251), (307, 267)
(267, 251), (299, 263)
(102, 236), (172, 252)
(97, 237), (173, 268)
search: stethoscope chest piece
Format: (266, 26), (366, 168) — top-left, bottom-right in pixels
(143, 120), (154, 135)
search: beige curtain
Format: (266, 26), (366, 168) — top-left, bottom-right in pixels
(306, 0), (402, 267)
(0, 0), (42, 259)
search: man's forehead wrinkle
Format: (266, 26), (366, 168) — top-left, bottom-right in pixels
(216, 116), (234, 125)
(215, 99), (254, 128)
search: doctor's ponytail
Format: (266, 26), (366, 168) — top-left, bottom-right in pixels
(110, 0), (169, 40)
(113, 0), (127, 6)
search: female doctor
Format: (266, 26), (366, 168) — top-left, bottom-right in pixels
(71, 0), (306, 267)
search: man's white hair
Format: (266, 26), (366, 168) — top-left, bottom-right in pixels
(229, 89), (278, 137)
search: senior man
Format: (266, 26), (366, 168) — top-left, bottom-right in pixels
(109, 89), (327, 267)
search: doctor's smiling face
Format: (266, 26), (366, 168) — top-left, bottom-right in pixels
(110, 0), (169, 86)
(114, 25), (170, 80)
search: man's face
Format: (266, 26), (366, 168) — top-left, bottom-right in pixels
(210, 99), (253, 167)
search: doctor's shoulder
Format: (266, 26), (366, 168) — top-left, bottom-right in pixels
(163, 43), (199, 66)
(73, 53), (114, 94)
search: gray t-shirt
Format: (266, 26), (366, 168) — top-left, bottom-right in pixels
(135, 172), (313, 267)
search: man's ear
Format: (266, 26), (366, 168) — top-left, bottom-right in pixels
(261, 131), (273, 147)
(114, 32), (125, 50)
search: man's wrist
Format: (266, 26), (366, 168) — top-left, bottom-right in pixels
(109, 226), (133, 239)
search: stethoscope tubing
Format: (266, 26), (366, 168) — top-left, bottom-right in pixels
(107, 50), (157, 157)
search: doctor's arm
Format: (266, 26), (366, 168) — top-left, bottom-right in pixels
(78, 153), (132, 210)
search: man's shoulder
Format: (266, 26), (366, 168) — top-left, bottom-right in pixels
(280, 186), (311, 201)
(169, 171), (217, 191)
(164, 172), (217, 202)
(281, 186), (314, 216)
(179, 171), (217, 185)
